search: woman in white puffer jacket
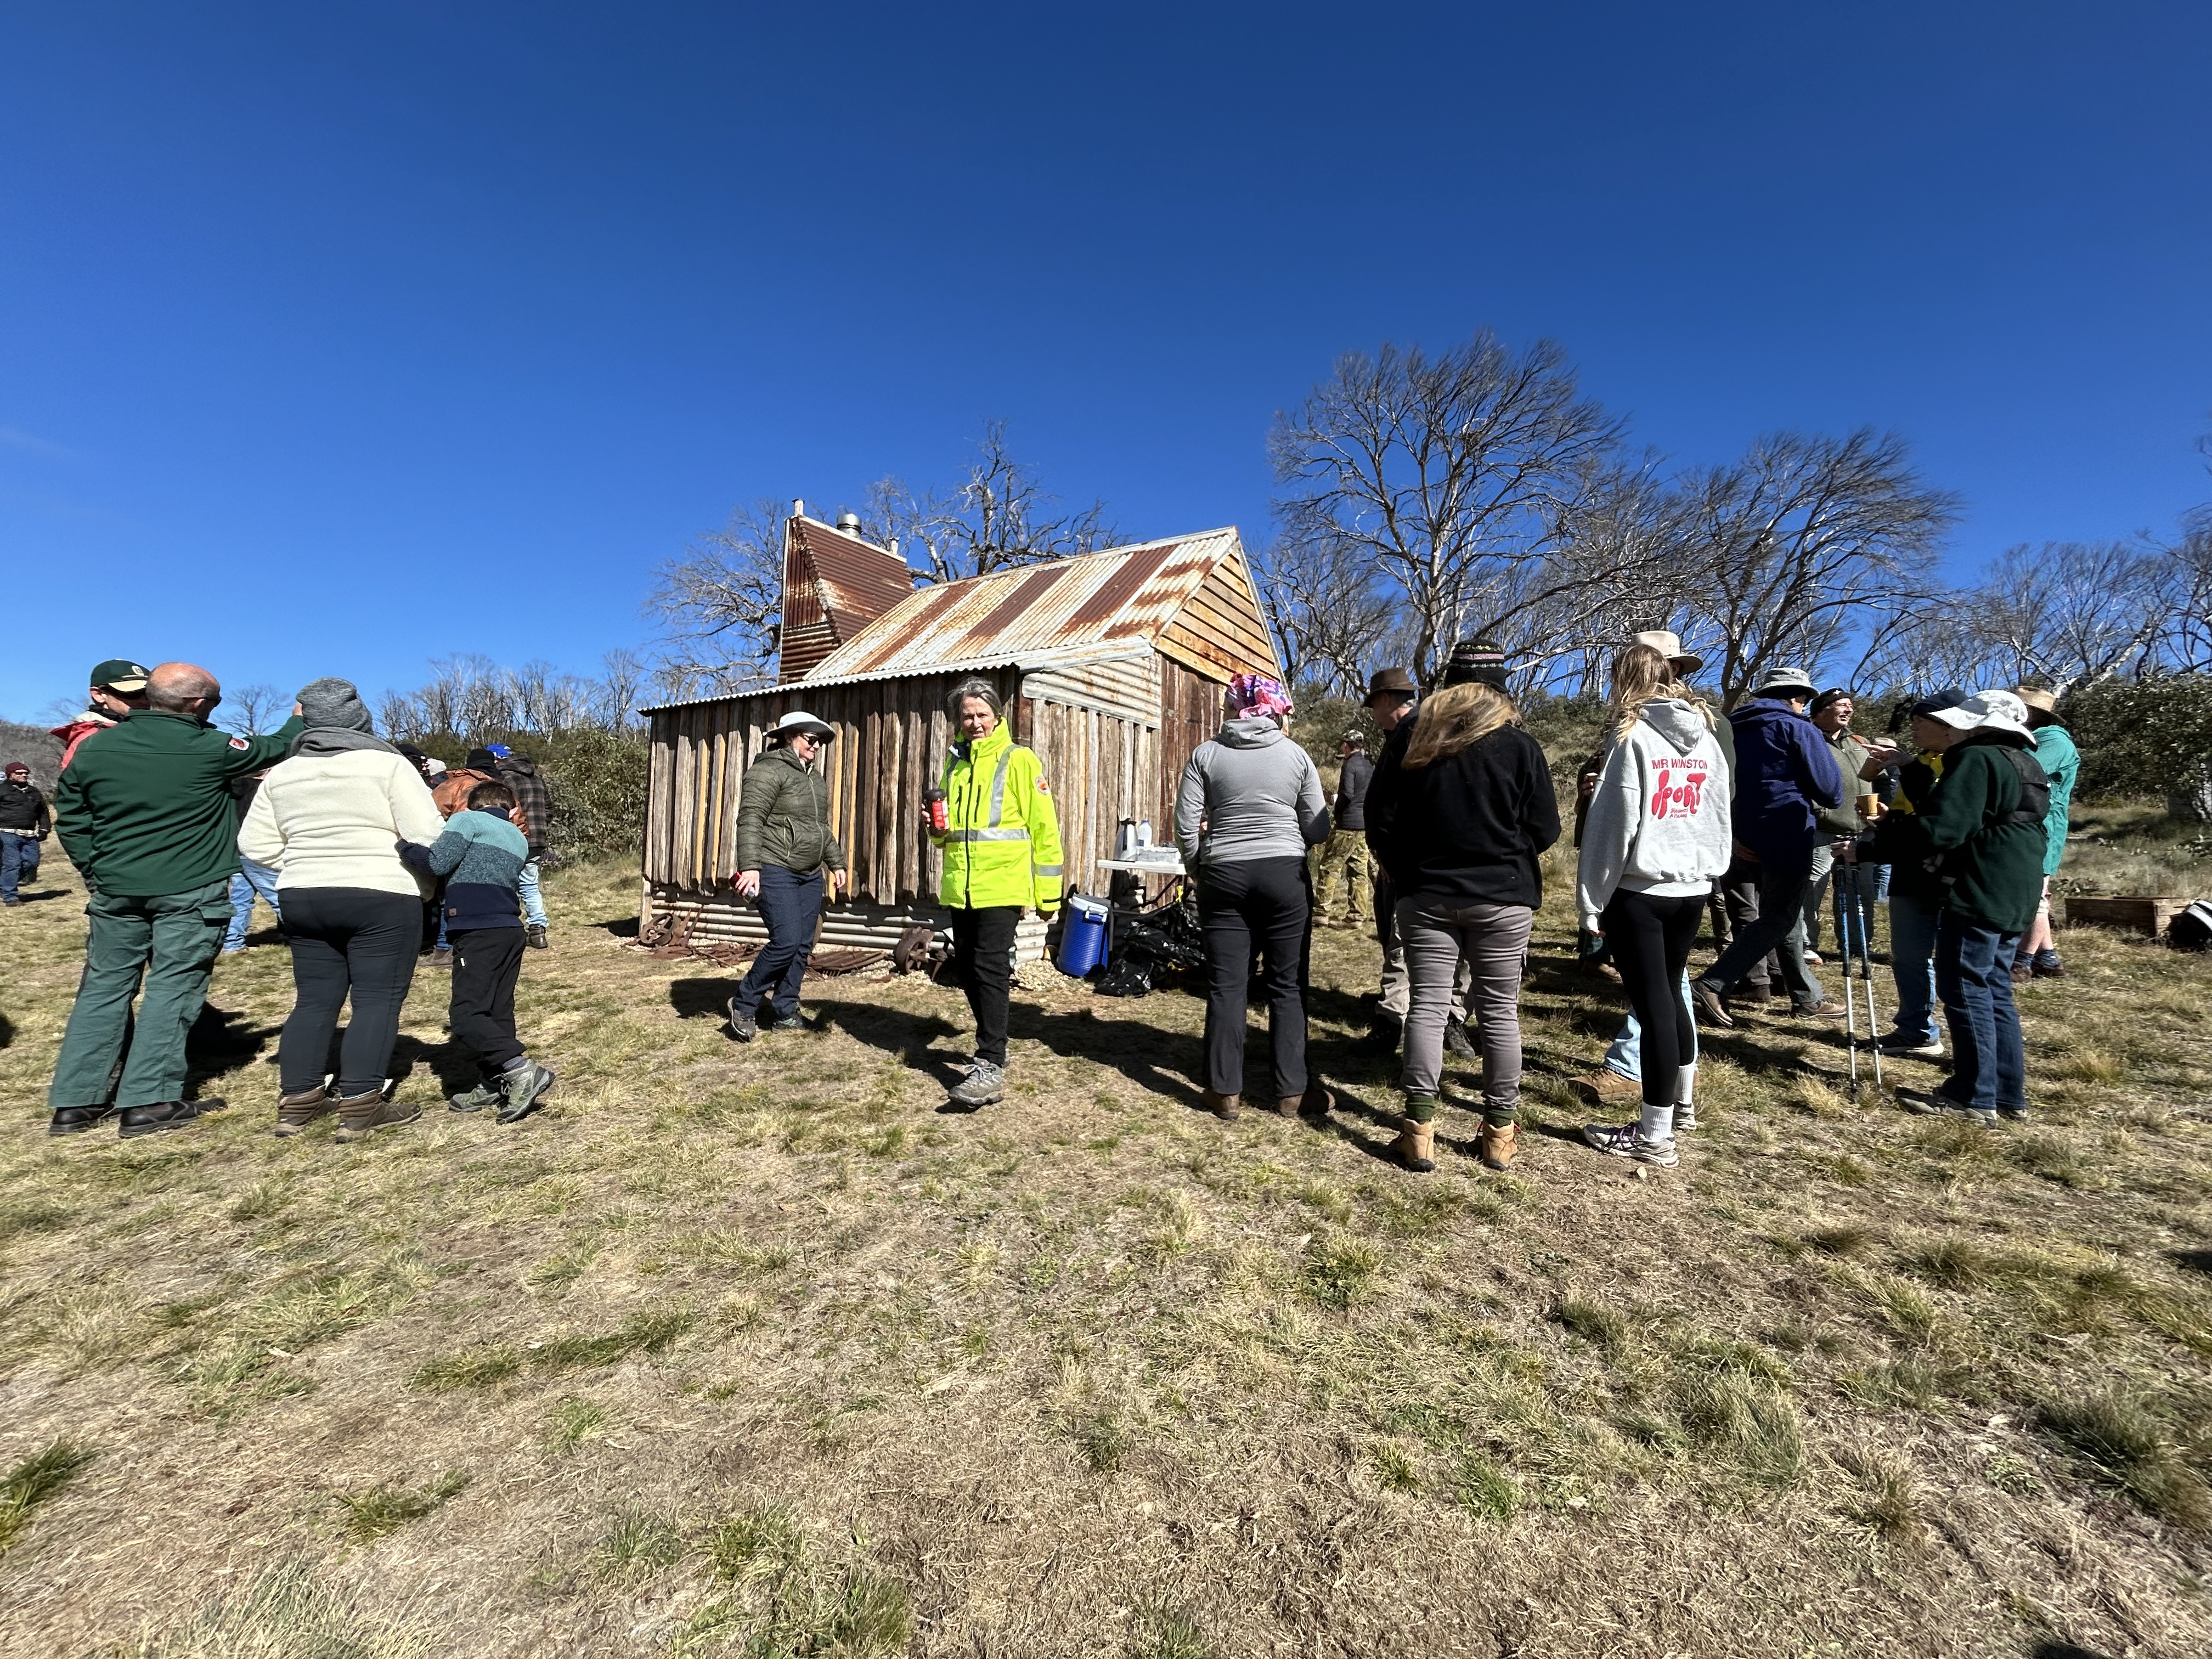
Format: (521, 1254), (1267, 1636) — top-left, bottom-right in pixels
(238, 678), (444, 1140)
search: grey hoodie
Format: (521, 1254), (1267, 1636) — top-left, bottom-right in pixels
(1575, 697), (1734, 929)
(1175, 716), (1331, 868)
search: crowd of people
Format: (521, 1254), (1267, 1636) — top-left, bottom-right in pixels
(12, 641), (2080, 1173)
(18, 658), (557, 1140)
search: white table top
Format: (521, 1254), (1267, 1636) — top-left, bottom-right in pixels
(1097, 856), (1187, 877)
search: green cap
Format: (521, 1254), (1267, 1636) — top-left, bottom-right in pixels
(90, 658), (150, 692)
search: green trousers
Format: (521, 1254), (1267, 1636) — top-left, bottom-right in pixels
(48, 878), (233, 1111)
(1311, 829), (1373, 921)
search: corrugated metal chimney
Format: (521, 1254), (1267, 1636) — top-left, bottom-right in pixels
(836, 511), (862, 535)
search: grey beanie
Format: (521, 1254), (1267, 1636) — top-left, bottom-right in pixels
(297, 676), (373, 733)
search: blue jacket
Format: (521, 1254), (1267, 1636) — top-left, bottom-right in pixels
(1726, 698), (1844, 867)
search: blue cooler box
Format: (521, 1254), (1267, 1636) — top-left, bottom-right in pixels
(1057, 895), (1110, 976)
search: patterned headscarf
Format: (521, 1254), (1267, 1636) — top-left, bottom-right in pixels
(1227, 674), (1293, 720)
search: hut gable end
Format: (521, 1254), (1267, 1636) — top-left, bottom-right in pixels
(778, 515), (915, 684)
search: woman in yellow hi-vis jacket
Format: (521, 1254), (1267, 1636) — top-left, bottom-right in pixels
(926, 678), (1064, 1109)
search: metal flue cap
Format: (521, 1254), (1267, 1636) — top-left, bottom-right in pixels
(836, 511), (863, 534)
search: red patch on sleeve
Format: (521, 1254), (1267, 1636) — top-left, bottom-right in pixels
(1035, 778), (1050, 793)
(228, 736), (249, 750)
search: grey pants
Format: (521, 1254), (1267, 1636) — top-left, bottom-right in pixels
(1398, 895), (1533, 1117)
(1375, 873), (1470, 1024)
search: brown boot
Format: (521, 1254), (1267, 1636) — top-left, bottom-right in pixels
(1204, 1088), (1242, 1121)
(332, 1088), (420, 1143)
(1395, 1114), (1435, 1173)
(1283, 1081), (1333, 1118)
(274, 1085), (336, 1137)
(1478, 1120), (1518, 1171)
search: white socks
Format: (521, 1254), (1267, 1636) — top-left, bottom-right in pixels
(1639, 1104), (1676, 1143)
(1675, 1063), (1697, 1105)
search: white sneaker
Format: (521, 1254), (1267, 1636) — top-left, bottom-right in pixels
(1582, 1121), (1679, 1167)
(1674, 1101), (1699, 1133)
(1878, 1035), (1944, 1059)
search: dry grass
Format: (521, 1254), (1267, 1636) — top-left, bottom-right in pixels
(2, 847), (2211, 1656)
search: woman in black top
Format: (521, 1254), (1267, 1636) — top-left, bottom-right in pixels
(1365, 642), (1559, 1173)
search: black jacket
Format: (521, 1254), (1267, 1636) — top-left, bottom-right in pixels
(1365, 725), (1561, 907)
(0, 778), (50, 834)
(1333, 751), (1375, 831)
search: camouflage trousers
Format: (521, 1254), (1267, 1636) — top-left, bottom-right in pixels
(1310, 830), (1373, 922)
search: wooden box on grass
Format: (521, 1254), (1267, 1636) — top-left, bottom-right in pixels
(2063, 896), (2187, 938)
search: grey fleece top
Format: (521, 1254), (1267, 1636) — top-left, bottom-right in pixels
(1174, 716), (1332, 868)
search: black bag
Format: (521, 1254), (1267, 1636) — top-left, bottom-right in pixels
(2170, 901), (2212, 952)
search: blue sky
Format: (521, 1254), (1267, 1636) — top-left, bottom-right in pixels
(3, 2), (2207, 719)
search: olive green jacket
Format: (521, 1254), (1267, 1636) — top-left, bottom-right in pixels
(54, 709), (306, 896)
(732, 744), (845, 876)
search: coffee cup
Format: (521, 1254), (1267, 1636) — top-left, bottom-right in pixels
(1857, 793), (1884, 821)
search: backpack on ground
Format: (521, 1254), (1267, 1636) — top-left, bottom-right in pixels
(2170, 901), (2212, 952)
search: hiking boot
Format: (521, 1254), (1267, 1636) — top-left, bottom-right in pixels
(946, 1059), (1005, 1111)
(117, 1101), (208, 1139)
(1395, 1114), (1436, 1173)
(49, 1104), (116, 1136)
(1878, 1034), (1944, 1059)
(1295, 1081), (1333, 1118)
(765, 1012), (809, 1032)
(447, 1079), (504, 1114)
(1688, 980), (1734, 1028)
(526, 924), (550, 949)
(1204, 1088), (1242, 1121)
(1997, 1105), (2033, 1124)
(2009, 962), (2033, 986)
(1582, 1121), (1678, 1167)
(1793, 1000), (1848, 1019)
(1443, 1019), (1477, 1061)
(1895, 1087), (1996, 1127)
(275, 1085), (337, 1136)
(726, 1000), (758, 1042)
(1350, 1021), (1402, 1057)
(1573, 1069), (1641, 1106)
(496, 1062), (556, 1124)
(2031, 951), (2064, 978)
(332, 1088), (420, 1143)
(1477, 1120), (1517, 1171)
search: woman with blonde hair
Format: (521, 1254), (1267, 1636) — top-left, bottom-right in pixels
(1575, 643), (1733, 1167)
(1365, 640), (1559, 1173)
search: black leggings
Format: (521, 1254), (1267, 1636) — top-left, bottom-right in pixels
(951, 905), (1022, 1068)
(279, 887), (423, 1096)
(1196, 856), (1311, 1099)
(1602, 889), (1704, 1108)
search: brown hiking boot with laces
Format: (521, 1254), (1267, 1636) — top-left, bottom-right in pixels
(332, 1088), (420, 1143)
(275, 1085), (336, 1137)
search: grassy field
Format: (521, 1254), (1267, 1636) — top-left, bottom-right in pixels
(2, 821), (2210, 1658)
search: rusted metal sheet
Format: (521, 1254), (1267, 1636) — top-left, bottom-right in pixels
(804, 529), (1244, 681)
(778, 516), (916, 683)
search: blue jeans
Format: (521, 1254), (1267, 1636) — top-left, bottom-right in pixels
(1935, 912), (2025, 1113)
(729, 865), (822, 1021)
(224, 858), (283, 950)
(518, 859), (548, 928)
(1887, 891), (1941, 1045)
(1, 830), (41, 900)
(1604, 968), (1698, 1080)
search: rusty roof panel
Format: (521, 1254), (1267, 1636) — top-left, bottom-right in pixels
(804, 528), (1243, 682)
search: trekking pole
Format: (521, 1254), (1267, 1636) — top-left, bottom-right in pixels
(1835, 870), (1860, 1102)
(1855, 864), (1884, 1092)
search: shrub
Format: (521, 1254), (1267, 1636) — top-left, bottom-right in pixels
(414, 725), (649, 860)
(2060, 674), (2212, 803)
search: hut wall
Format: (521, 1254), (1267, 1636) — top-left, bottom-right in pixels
(1156, 657), (1227, 831)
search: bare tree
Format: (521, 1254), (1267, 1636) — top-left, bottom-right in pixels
(597, 647), (648, 728)
(1253, 533), (1403, 695)
(1678, 429), (1959, 705)
(644, 498), (788, 689)
(1269, 333), (1624, 685)
(1955, 540), (2174, 687)
(866, 420), (1120, 585)
(217, 683), (287, 736)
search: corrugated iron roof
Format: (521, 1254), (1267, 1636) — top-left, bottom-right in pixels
(791, 516), (916, 639)
(802, 528), (1243, 681)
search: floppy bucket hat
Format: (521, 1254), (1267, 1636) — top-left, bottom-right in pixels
(769, 710), (835, 741)
(2013, 686), (2059, 717)
(1932, 689), (2033, 739)
(1752, 664), (1818, 698)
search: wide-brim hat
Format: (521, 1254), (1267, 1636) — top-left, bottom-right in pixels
(2013, 686), (2058, 716)
(1363, 667), (1417, 706)
(1630, 630), (1703, 675)
(91, 657), (149, 693)
(769, 710), (835, 741)
(1751, 665), (1818, 698)
(1932, 689), (2033, 739)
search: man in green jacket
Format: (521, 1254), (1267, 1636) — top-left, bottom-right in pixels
(1874, 690), (2049, 1127)
(48, 662), (303, 1138)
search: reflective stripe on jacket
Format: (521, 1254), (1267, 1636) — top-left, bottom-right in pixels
(934, 724), (1064, 911)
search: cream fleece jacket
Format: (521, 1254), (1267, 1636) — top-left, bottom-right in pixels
(239, 749), (446, 896)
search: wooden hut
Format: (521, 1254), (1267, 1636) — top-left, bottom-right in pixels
(639, 516), (1282, 957)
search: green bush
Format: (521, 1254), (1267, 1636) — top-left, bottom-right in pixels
(412, 726), (649, 861)
(2059, 675), (2212, 800)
